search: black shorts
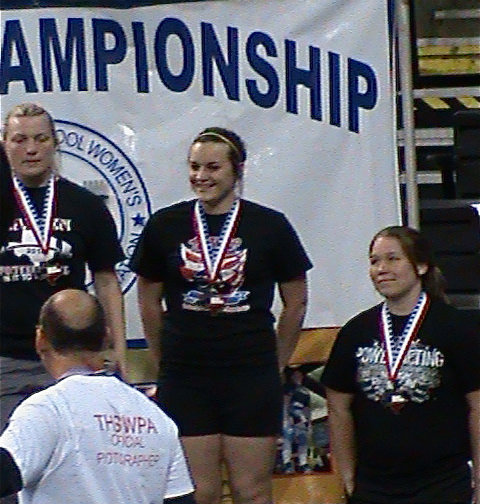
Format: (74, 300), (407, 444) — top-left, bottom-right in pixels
(156, 365), (283, 437)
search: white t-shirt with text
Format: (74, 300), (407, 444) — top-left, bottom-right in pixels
(0, 374), (194, 504)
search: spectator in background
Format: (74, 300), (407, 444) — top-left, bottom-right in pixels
(0, 289), (195, 504)
(322, 225), (480, 504)
(130, 126), (312, 504)
(280, 366), (312, 475)
(0, 103), (126, 436)
(306, 365), (330, 472)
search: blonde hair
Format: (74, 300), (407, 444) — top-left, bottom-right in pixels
(3, 103), (58, 146)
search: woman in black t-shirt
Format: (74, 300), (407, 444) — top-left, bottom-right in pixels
(130, 127), (312, 504)
(0, 103), (125, 438)
(322, 226), (480, 504)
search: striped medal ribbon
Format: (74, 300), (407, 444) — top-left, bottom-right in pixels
(379, 292), (430, 413)
(193, 199), (240, 309)
(12, 174), (57, 256)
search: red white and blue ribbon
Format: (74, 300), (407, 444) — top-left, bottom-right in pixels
(12, 174), (57, 255)
(380, 291), (430, 383)
(193, 199), (240, 283)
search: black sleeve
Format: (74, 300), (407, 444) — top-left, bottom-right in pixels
(85, 194), (125, 272)
(128, 212), (167, 281)
(321, 322), (358, 393)
(440, 304), (480, 394)
(271, 213), (313, 282)
(164, 492), (196, 504)
(0, 144), (15, 248)
(0, 448), (23, 497)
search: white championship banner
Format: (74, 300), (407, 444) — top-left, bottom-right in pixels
(0, 0), (401, 343)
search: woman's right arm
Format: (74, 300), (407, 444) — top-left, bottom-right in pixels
(326, 388), (357, 497)
(137, 276), (164, 377)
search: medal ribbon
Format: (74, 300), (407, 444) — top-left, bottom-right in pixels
(12, 174), (57, 255)
(380, 292), (430, 382)
(193, 199), (240, 283)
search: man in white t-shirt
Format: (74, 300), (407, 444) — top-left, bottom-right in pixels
(0, 289), (196, 504)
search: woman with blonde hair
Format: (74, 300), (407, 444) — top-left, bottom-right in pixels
(0, 103), (125, 435)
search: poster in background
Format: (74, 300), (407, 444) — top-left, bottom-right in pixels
(0, 0), (401, 342)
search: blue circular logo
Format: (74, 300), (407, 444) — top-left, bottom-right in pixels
(55, 120), (151, 294)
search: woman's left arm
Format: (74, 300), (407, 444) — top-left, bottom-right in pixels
(94, 269), (126, 378)
(276, 273), (308, 370)
(466, 389), (480, 504)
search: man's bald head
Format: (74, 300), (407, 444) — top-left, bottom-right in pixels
(38, 289), (106, 353)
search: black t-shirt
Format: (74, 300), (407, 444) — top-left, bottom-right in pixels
(129, 199), (312, 368)
(322, 299), (480, 503)
(0, 178), (124, 359)
(0, 145), (14, 248)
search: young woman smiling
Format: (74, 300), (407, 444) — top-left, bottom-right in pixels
(130, 127), (312, 504)
(323, 226), (480, 504)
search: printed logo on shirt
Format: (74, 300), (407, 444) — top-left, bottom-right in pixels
(55, 121), (151, 293)
(0, 219), (73, 283)
(179, 236), (250, 313)
(355, 339), (445, 404)
(93, 413), (163, 468)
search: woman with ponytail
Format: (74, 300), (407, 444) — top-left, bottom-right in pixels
(322, 225), (479, 504)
